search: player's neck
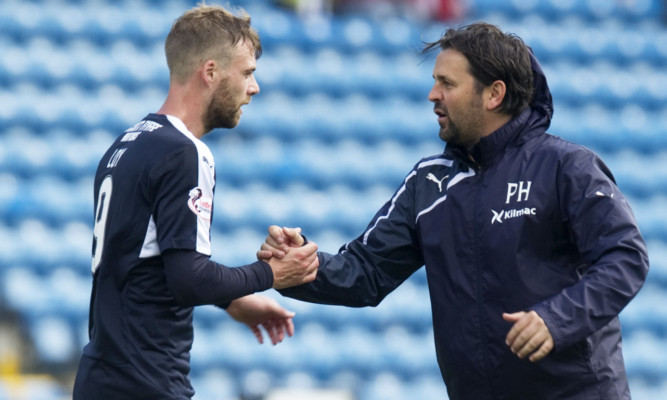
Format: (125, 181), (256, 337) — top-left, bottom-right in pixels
(157, 87), (207, 139)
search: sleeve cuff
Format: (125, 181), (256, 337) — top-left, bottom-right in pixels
(253, 260), (274, 289)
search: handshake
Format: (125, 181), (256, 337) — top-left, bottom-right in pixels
(257, 226), (318, 290)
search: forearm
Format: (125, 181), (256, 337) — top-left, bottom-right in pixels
(280, 245), (422, 307)
(280, 175), (422, 306)
(164, 249), (273, 307)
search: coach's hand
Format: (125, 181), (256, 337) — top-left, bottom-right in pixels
(257, 225), (306, 260)
(503, 310), (554, 362)
(226, 294), (295, 345)
(268, 239), (318, 289)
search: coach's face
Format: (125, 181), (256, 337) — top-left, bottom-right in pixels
(205, 40), (260, 131)
(428, 48), (485, 147)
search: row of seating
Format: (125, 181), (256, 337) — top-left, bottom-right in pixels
(0, 377), (67, 400)
(2, 217), (666, 283)
(1, 89), (666, 156)
(472, 0), (663, 22)
(189, 368), (447, 400)
(9, 272), (667, 384)
(1, 133), (665, 195)
(11, 0), (662, 23)
(6, 259), (667, 382)
(2, 1), (665, 65)
(2, 35), (666, 106)
(2, 140), (666, 204)
(0, 180), (665, 249)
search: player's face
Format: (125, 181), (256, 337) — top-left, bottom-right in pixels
(428, 48), (485, 147)
(204, 41), (260, 131)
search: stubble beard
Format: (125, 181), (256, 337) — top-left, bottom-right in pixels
(437, 96), (485, 147)
(204, 82), (242, 132)
(439, 119), (461, 144)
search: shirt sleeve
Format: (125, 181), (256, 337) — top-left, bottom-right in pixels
(280, 167), (424, 306)
(532, 150), (649, 350)
(163, 249), (273, 307)
(147, 144), (213, 255)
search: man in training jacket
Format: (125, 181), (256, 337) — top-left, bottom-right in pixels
(264, 22), (649, 400)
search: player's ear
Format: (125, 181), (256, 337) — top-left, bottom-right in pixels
(484, 80), (506, 111)
(200, 60), (218, 87)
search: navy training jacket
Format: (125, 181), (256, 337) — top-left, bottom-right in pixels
(281, 54), (649, 399)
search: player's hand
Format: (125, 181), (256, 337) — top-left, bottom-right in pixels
(268, 240), (318, 289)
(226, 294), (295, 345)
(257, 225), (306, 260)
(503, 311), (554, 362)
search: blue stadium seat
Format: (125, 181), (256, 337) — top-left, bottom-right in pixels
(380, 326), (439, 378)
(252, 8), (304, 50)
(0, 377), (68, 400)
(628, 197), (667, 242)
(643, 240), (667, 287)
(621, 284), (667, 337)
(0, 224), (20, 268)
(607, 150), (667, 197)
(29, 316), (77, 364)
(2, 267), (51, 315)
(472, 0), (662, 22)
(47, 267), (91, 320)
(623, 329), (667, 381)
(358, 372), (410, 400)
(630, 378), (667, 400)
(335, 326), (389, 376)
(191, 369), (240, 400)
(406, 375), (449, 400)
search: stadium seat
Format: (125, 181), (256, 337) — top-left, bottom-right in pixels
(643, 240), (667, 287)
(623, 330), (667, 381)
(472, 0), (662, 22)
(0, 377), (68, 400)
(29, 316), (77, 364)
(191, 369), (240, 400)
(357, 372), (411, 400)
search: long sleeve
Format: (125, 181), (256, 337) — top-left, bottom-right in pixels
(532, 151), (649, 350)
(163, 249), (273, 307)
(280, 168), (425, 307)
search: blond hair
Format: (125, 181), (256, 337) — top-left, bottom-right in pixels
(165, 4), (262, 82)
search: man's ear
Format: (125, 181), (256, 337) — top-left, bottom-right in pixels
(200, 60), (217, 87)
(484, 80), (506, 111)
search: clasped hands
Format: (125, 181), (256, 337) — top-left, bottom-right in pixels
(224, 226), (317, 346)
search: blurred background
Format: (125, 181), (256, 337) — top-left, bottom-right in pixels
(0, 0), (666, 399)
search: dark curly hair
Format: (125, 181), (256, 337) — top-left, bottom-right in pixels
(423, 22), (533, 116)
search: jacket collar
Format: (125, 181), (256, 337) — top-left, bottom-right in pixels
(469, 108), (532, 169)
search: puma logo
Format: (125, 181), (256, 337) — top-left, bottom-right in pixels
(427, 173), (448, 193)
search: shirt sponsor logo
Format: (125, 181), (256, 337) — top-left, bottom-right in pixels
(187, 187), (212, 220)
(121, 120), (163, 142)
(491, 180), (535, 223)
(491, 207), (536, 224)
